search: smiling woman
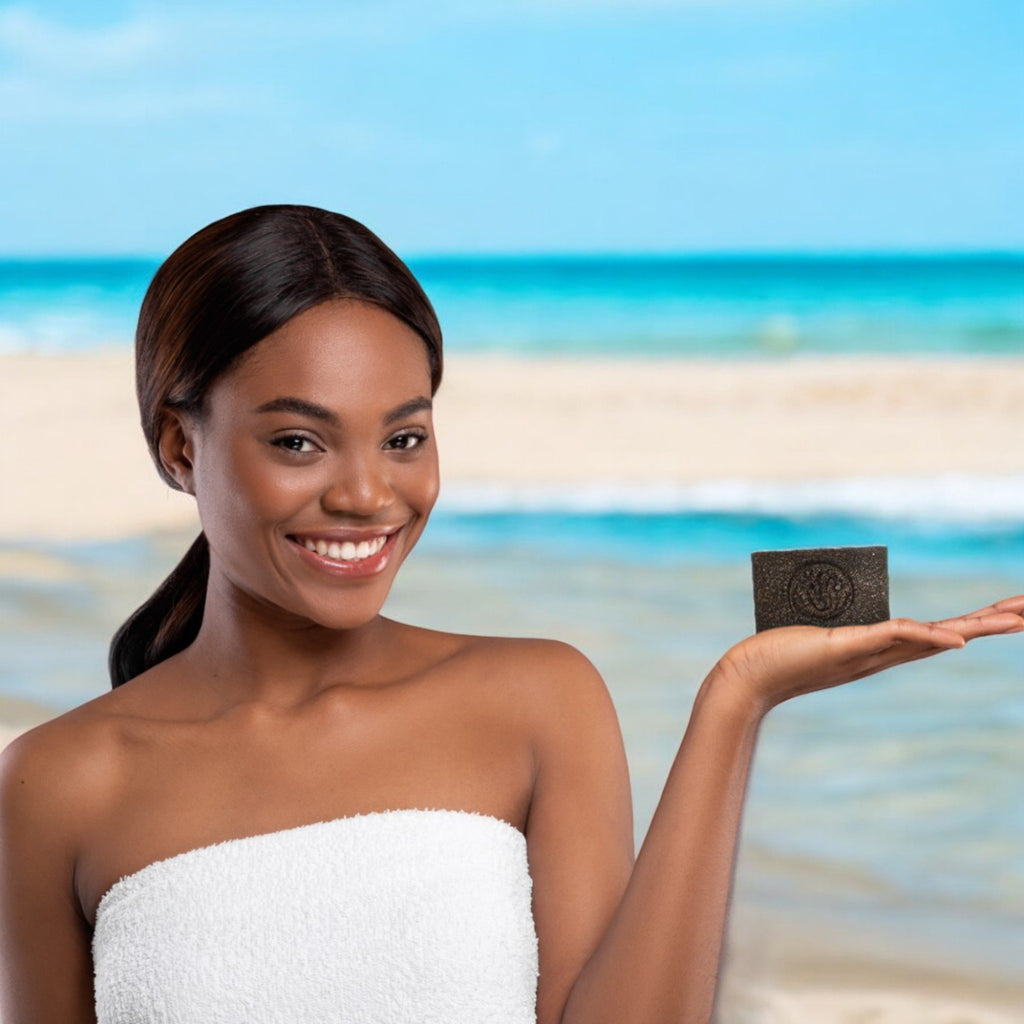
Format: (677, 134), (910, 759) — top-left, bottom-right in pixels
(108, 207), (443, 686)
(0, 205), (1021, 1024)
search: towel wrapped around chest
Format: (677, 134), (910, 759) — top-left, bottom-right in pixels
(93, 809), (539, 1024)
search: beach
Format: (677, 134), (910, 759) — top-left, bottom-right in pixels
(3, 347), (1023, 1021)
(4, 350), (1024, 540)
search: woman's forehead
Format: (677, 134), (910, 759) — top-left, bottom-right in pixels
(216, 300), (433, 406)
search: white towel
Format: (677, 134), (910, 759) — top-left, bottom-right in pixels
(93, 808), (539, 1023)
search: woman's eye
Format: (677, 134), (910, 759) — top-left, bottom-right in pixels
(272, 435), (319, 454)
(386, 431), (427, 451)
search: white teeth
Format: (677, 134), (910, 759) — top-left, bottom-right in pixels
(299, 534), (389, 562)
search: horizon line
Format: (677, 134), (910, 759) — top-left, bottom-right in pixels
(2, 247), (1023, 263)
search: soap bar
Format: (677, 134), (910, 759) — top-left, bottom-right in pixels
(751, 546), (889, 631)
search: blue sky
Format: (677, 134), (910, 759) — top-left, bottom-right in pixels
(1, 0), (1022, 254)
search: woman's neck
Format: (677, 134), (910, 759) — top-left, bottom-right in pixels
(177, 582), (399, 710)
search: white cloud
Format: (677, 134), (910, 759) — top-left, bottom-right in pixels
(383, 0), (853, 16)
(527, 131), (563, 157)
(0, 6), (256, 122)
(0, 6), (163, 74)
(0, 0), (837, 126)
(0, 75), (245, 122)
(718, 53), (826, 86)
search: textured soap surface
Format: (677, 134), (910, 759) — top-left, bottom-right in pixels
(751, 546), (889, 631)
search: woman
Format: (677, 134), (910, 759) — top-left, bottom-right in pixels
(1, 204), (1020, 1024)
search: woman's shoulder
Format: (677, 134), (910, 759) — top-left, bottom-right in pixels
(455, 631), (595, 663)
(399, 619), (602, 679)
(469, 634), (607, 696)
(397, 621), (615, 725)
(0, 692), (132, 834)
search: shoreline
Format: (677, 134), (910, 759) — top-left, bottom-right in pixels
(3, 350), (1024, 542)
(717, 896), (1024, 1021)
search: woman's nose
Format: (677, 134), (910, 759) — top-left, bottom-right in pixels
(320, 454), (394, 516)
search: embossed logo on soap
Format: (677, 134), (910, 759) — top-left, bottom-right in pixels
(787, 561), (855, 621)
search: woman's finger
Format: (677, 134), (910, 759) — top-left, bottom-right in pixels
(833, 609), (1023, 680)
(932, 610), (1024, 639)
(956, 594), (1024, 620)
(830, 618), (966, 658)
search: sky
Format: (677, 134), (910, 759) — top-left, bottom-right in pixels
(1, 0), (1022, 255)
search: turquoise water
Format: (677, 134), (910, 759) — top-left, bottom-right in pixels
(2, 254), (1023, 356)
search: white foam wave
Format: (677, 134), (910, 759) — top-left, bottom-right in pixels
(0, 318), (132, 354)
(438, 476), (1024, 523)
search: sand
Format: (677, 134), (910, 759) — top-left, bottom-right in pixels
(720, 986), (1021, 1023)
(3, 350), (1024, 540)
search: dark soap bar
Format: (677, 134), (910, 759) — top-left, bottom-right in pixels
(751, 546), (889, 631)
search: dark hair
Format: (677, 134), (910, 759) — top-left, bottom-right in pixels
(108, 205), (443, 688)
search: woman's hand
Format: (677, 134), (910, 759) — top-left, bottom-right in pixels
(712, 594), (1024, 716)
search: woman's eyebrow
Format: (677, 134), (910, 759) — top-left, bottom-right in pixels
(383, 396), (432, 425)
(251, 395), (432, 426)
(252, 397), (338, 425)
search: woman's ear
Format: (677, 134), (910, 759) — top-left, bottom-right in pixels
(157, 409), (198, 495)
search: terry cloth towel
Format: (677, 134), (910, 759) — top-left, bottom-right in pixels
(93, 808), (539, 1024)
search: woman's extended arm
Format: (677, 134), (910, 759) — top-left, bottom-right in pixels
(533, 597), (1024, 1024)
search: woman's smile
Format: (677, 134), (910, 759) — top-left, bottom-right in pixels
(287, 527), (402, 577)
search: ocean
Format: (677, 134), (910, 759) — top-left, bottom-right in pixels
(2, 253), (1023, 356)
(2, 253), (1022, 988)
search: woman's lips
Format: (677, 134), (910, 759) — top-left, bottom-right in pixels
(287, 529), (400, 577)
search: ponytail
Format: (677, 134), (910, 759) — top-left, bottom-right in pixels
(108, 533), (209, 688)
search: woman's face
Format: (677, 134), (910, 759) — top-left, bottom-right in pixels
(169, 299), (439, 632)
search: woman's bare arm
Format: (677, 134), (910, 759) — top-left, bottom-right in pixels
(0, 724), (98, 1024)
(523, 641), (636, 1024)
(532, 597), (1024, 1024)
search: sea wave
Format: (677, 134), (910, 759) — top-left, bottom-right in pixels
(0, 317), (131, 354)
(438, 475), (1024, 523)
